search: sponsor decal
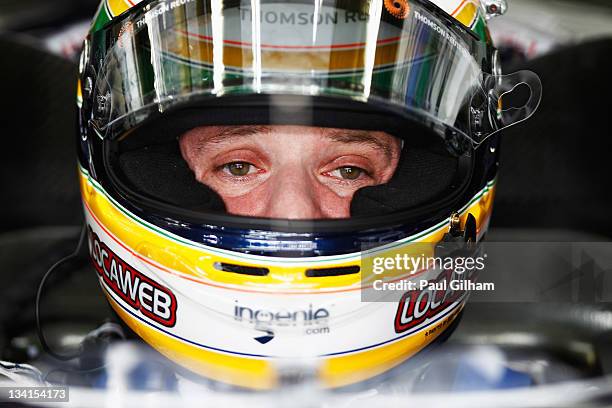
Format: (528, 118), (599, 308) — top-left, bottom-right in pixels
(234, 302), (331, 341)
(88, 227), (177, 327)
(254, 328), (275, 345)
(413, 9), (472, 60)
(135, 0), (196, 29)
(234, 302), (330, 326)
(394, 268), (475, 333)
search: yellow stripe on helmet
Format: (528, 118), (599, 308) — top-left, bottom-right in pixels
(452, 0), (480, 28)
(106, 0), (136, 17)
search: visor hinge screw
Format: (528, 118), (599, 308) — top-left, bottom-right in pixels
(437, 213), (478, 258)
(449, 212), (462, 235)
(484, 0), (507, 19)
(447, 213), (478, 243)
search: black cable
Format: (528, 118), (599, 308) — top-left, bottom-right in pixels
(35, 225), (87, 361)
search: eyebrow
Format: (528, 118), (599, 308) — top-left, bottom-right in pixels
(193, 125), (271, 150)
(327, 129), (396, 160)
(191, 125), (396, 159)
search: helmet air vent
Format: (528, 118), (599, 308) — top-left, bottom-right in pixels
(214, 262), (269, 276)
(305, 266), (360, 278)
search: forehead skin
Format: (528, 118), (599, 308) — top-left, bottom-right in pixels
(184, 125), (398, 158)
(179, 125), (402, 219)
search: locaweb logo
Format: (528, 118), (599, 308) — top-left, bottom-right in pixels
(88, 226), (177, 327)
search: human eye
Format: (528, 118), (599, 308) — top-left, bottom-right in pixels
(328, 166), (369, 181)
(221, 162), (259, 177)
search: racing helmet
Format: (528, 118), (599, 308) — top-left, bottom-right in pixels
(77, 0), (541, 389)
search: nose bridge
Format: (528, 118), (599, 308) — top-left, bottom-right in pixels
(266, 166), (322, 219)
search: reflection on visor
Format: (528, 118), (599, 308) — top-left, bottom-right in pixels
(92, 0), (541, 147)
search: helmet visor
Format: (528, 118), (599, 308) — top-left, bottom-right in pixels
(91, 0), (540, 147)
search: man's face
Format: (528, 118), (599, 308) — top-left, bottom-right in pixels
(179, 125), (401, 219)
